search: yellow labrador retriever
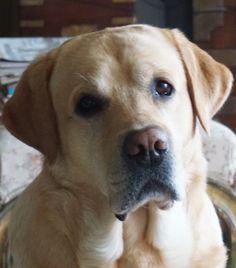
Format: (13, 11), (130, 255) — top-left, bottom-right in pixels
(2, 25), (233, 268)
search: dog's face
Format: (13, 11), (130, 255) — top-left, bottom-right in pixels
(51, 26), (192, 217)
(3, 25), (233, 220)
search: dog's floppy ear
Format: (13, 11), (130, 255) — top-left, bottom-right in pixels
(162, 29), (233, 132)
(2, 49), (60, 162)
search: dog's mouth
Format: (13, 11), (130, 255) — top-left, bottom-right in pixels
(113, 178), (179, 222)
(111, 142), (179, 221)
(115, 195), (174, 221)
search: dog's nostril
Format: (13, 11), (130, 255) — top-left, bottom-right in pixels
(135, 145), (147, 157)
(124, 137), (149, 158)
(154, 140), (168, 154)
(126, 143), (144, 157)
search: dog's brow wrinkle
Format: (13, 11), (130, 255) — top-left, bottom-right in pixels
(75, 73), (96, 86)
(77, 73), (90, 83)
(76, 73), (98, 88)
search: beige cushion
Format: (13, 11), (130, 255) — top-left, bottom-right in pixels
(0, 126), (42, 206)
(202, 121), (236, 192)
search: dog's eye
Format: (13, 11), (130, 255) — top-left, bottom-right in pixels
(152, 79), (174, 97)
(75, 94), (108, 117)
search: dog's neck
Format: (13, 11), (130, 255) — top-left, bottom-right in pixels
(72, 184), (124, 267)
(74, 190), (194, 268)
(45, 172), (195, 268)
(44, 168), (123, 267)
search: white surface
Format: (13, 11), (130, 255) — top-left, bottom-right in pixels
(0, 127), (42, 205)
(202, 121), (236, 188)
(0, 38), (68, 62)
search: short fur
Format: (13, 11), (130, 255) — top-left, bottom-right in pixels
(2, 25), (233, 268)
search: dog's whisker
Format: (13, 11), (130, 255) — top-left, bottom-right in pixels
(109, 179), (127, 186)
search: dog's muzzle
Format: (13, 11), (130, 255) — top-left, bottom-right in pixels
(114, 126), (179, 221)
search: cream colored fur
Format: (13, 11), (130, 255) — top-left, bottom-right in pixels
(2, 25), (233, 268)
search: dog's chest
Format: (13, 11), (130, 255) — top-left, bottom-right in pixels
(118, 203), (194, 268)
(79, 203), (193, 268)
(117, 243), (163, 268)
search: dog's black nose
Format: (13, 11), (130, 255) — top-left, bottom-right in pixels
(123, 126), (168, 165)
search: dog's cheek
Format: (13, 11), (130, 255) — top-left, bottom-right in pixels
(171, 147), (187, 199)
(162, 106), (194, 198)
(57, 121), (108, 190)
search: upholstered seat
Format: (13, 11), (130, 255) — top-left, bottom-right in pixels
(201, 121), (236, 268)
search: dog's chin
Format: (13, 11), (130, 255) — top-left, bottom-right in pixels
(113, 180), (179, 222)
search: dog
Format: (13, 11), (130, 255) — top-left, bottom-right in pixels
(1, 25), (233, 268)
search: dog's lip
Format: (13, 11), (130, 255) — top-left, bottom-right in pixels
(115, 213), (128, 221)
(153, 195), (175, 210)
(114, 190), (176, 222)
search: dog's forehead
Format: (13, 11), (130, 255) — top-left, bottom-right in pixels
(52, 26), (184, 96)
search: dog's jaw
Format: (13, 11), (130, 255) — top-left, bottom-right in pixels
(113, 188), (178, 222)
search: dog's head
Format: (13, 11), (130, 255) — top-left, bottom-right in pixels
(3, 25), (233, 220)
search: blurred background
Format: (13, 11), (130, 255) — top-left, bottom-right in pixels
(0, 0), (235, 132)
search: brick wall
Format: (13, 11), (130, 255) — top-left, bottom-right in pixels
(19, 0), (135, 36)
(193, 0), (236, 132)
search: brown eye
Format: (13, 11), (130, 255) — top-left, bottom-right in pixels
(75, 94), (109, 118)
(152, 79), (175, 97)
